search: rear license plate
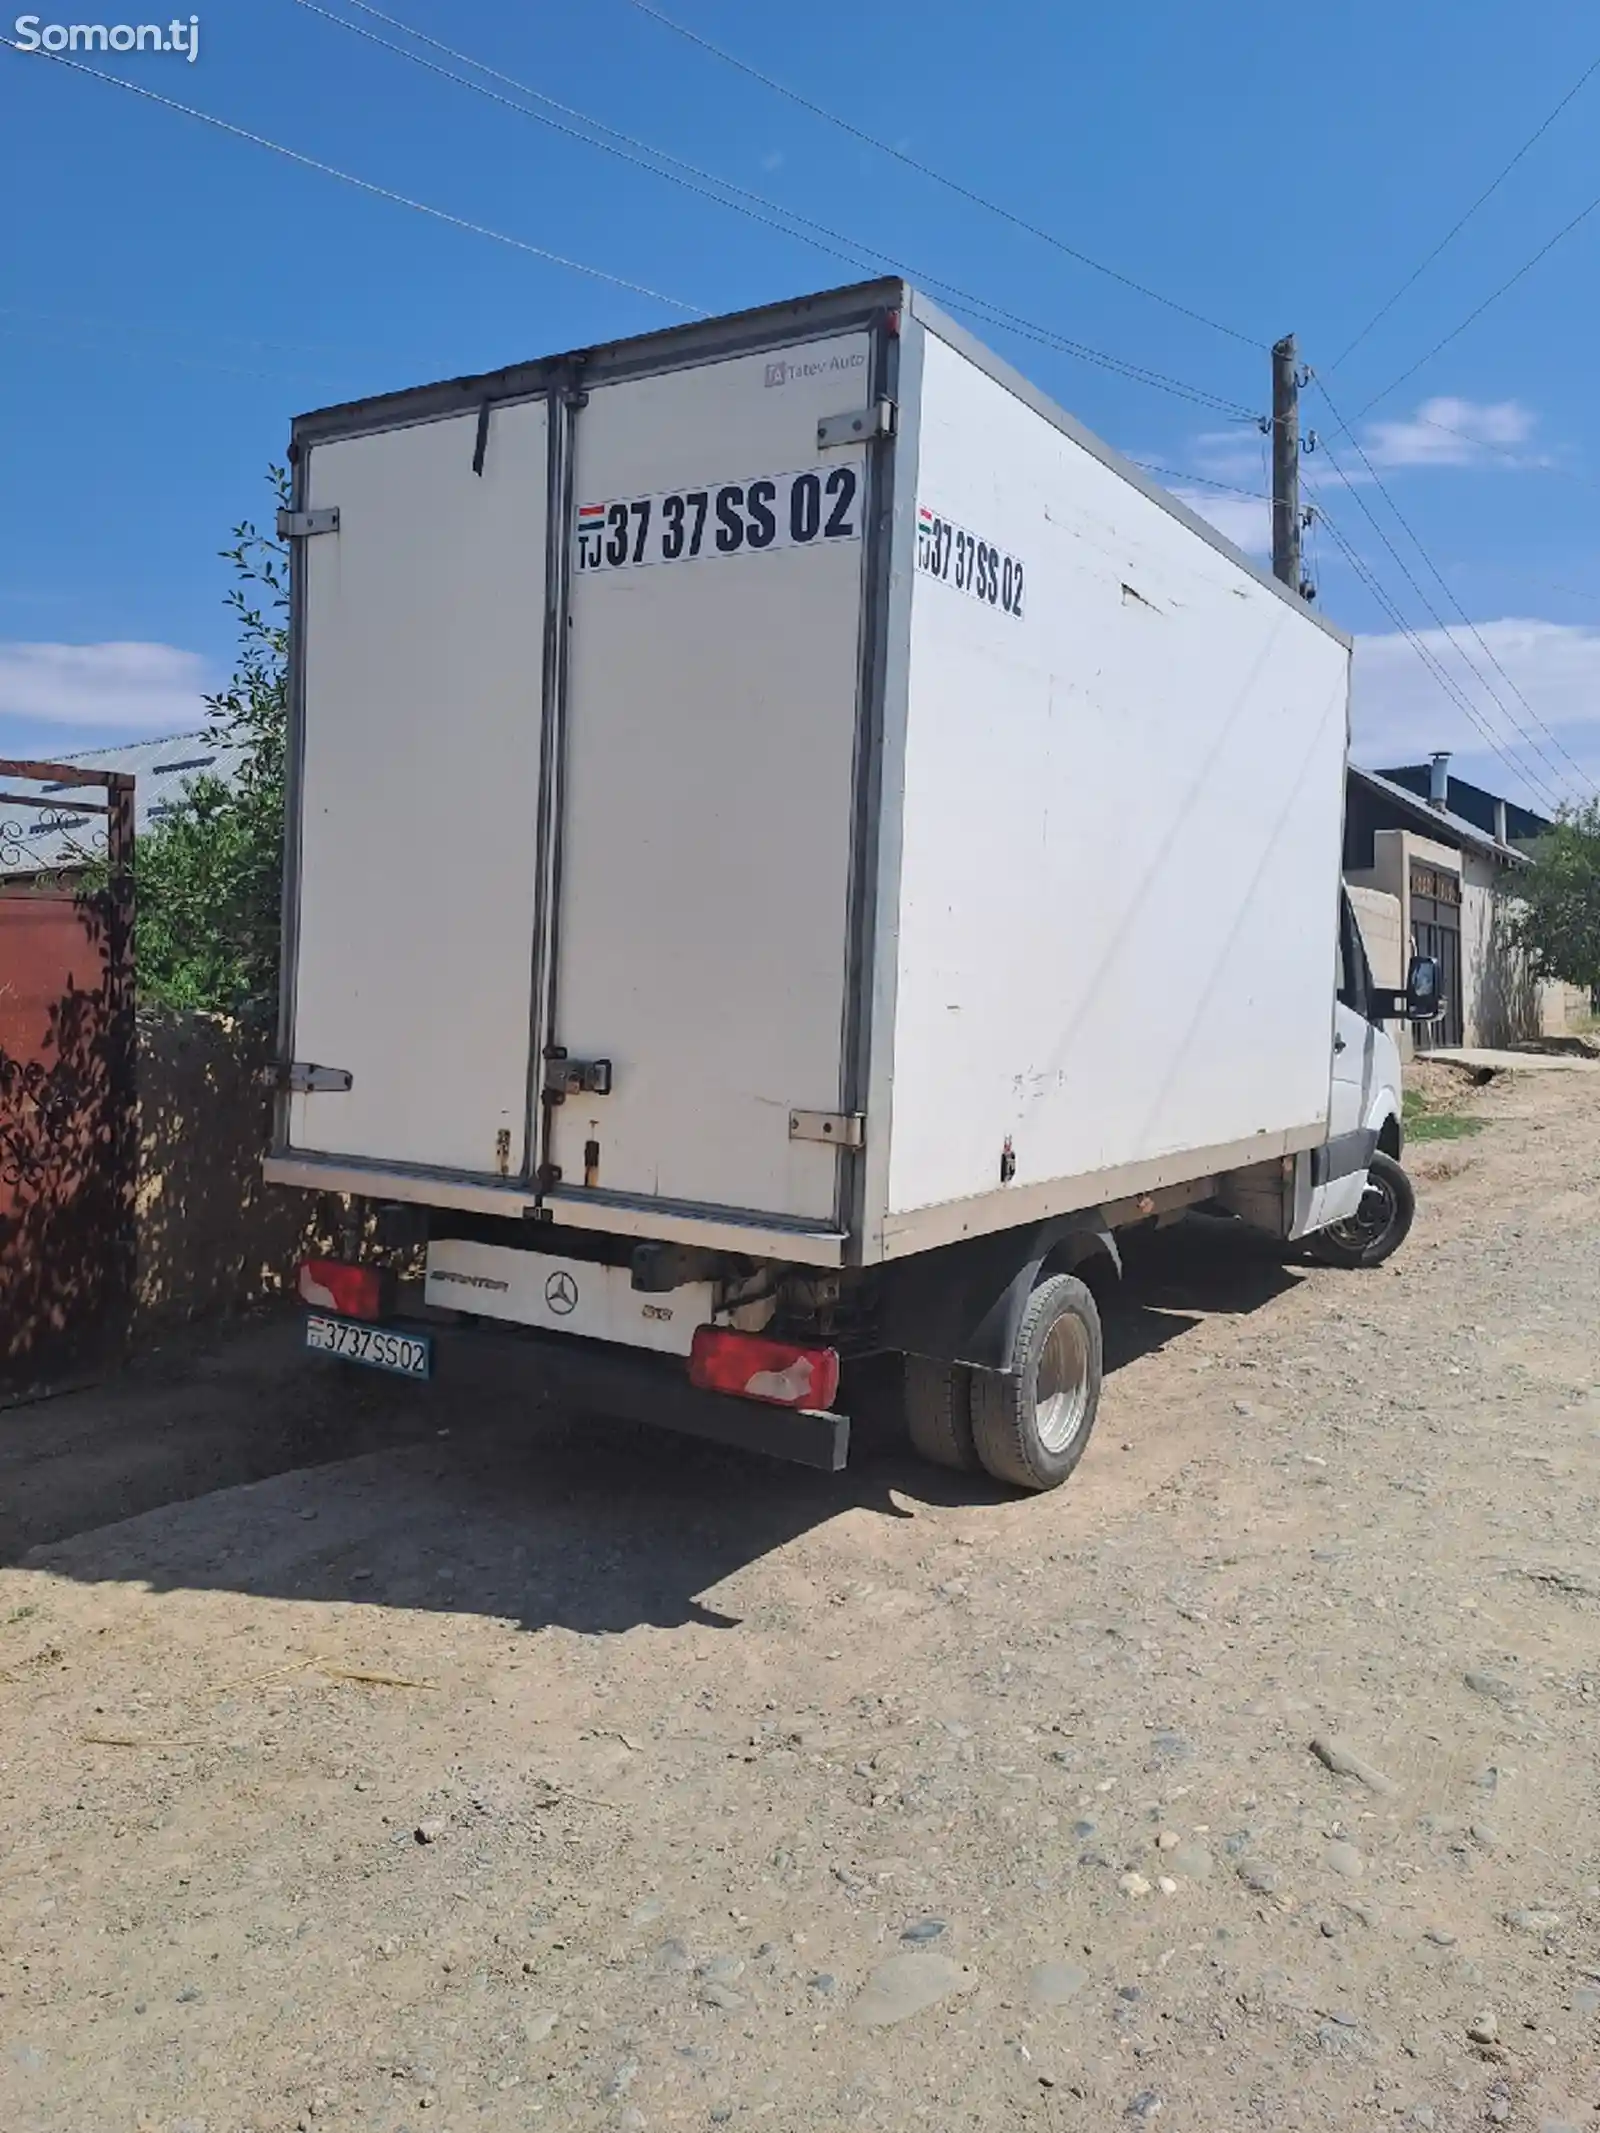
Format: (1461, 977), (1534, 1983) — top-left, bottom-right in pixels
(305, 1313), (432, 1379)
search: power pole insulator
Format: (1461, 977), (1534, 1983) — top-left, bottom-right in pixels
(1270, 334), (1302, 595)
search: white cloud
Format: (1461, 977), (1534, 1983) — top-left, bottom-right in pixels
(1170, 488), (1270, 555)
(0, 640), (210, 730)
(1187, 428), (1269, 487)
(1352, 617), (1600, 808)
(1167, 396), (1545, 511)
(1360, 395), (1540, 470)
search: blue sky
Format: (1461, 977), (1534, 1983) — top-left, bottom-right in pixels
(3, 0), (1599, 816)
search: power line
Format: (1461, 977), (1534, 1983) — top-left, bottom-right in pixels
(302, 0), (1258, 418)
(1316, 377), (1597, 797)
(1311, 493), (1569, 815)
(299, 2), (885, 277)
(1309, 454), (1572, 812)
(626, 0), (1260, 349)
(1340, 398), (1600, 498)
(1, 37), (701, 313)
(1128, 462), (1270, 500)
(1356, 182), (1600, 419)
(1312, 432), (1573, 809)
(1367, 402), (1576, 477)
(1312, 430), (1578, 809)
(1331, 51), (1600, 371)
(1314, 497), (1560, 809)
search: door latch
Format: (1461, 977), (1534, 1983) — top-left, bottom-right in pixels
(788, 1109), (865, 1148)
(817, 401), (895, 450)
(544, 1053), (613, 1099)
(262, 1061), (353, 1093)
(276, 507), (340, 539)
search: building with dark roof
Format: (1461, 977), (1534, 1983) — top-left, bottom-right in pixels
(1376, 754), (1552, 850)
(1344, 753), (1584, 1052)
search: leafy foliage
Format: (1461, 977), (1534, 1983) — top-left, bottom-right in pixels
(1510, 801), (1600, 998)
(135, 470), (289, 1015)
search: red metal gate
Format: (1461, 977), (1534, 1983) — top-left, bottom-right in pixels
(0, 761), (135, 1377)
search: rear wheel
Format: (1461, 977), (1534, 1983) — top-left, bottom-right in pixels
(902, 1353), (981, 1472)
(970, 1273), (1103, 1493)
(1308, 1151), (1415, 1269)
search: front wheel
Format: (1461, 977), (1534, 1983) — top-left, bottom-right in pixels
(970, 1273), (1103, 1493)
(1308, 1151), (1415, 1268)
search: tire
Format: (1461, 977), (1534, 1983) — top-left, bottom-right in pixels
(970, 1273), (1103, 1493)
(902, 1353), (981, 1472)
(1307, 1151), (1416, 1269)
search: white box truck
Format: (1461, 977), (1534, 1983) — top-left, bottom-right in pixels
(266, 278), (1439, 1490)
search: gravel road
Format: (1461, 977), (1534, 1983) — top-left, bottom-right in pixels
(3, 1062), (1598, 2133)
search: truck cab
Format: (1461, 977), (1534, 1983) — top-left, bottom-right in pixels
(1301, 888), (1437, 1266)
(1312, 890), (1406, 1222)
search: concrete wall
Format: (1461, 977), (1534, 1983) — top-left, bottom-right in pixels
(1539, 982), (1591, 1037)
(1460, 851), (1536, 1050)
(1347, 883), (1402, 990)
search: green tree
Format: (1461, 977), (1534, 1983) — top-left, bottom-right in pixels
(135, 470), (290, 1016)
(1511, 800), (1600, 998)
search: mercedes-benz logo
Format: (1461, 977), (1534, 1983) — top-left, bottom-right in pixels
(544, 1269), (579, 1316)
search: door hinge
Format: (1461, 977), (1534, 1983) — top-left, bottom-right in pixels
(788, 1109), (865, 1149)
(544, 1054), (613, 1099)
(263, 1061), (353, 1094)
(817, 401), (895, 450)
(276, 506), (340, 539)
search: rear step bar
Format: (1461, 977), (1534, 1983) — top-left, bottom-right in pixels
(315, 1314), (850, 1474)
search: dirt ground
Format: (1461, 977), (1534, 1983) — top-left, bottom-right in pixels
(3, 1064), (1599, 2133)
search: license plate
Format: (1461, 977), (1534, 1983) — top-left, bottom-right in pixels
(305, 1313), (432, 1379)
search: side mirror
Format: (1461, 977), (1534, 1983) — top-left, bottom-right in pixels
(1405, 954), (1443, 1022)
(1368, 955), (1446, 1024)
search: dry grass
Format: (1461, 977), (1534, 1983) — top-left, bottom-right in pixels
(1412, 1150), (1475, 1183)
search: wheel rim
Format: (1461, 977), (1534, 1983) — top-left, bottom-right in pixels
(1034, 1313), (1093, 1454)
(1326, 1173), (1396, 1252)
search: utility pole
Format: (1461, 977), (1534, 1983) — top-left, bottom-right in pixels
(1270, 333), (1301, 595)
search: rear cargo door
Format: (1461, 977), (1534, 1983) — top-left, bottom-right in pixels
(286, 399), (549, 1176)
(546, 334), (874, 1222)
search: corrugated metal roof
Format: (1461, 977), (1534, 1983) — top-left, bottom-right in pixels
(0, 731), (249, 877)
(1347, 763), (1527, 865)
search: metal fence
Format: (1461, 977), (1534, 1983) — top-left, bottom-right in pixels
(0, 759), (135, 1377)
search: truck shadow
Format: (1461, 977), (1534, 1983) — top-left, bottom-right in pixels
(1101, 1212), (1299, 1369)
(9, 1216), (1302, 1635)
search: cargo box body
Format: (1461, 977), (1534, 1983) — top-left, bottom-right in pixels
(266, 280), (1352, 1272)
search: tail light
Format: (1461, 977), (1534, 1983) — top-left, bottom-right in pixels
(299, 1259), (384, 1321)
(688, 1325), (840, 1410)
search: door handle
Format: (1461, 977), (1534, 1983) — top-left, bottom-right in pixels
(1333, 1034), (1347, 1053)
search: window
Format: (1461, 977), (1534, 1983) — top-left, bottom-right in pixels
(1337, 890), (1372, 1016)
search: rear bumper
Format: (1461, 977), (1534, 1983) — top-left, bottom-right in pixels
(312, 1312), (850, 1474)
